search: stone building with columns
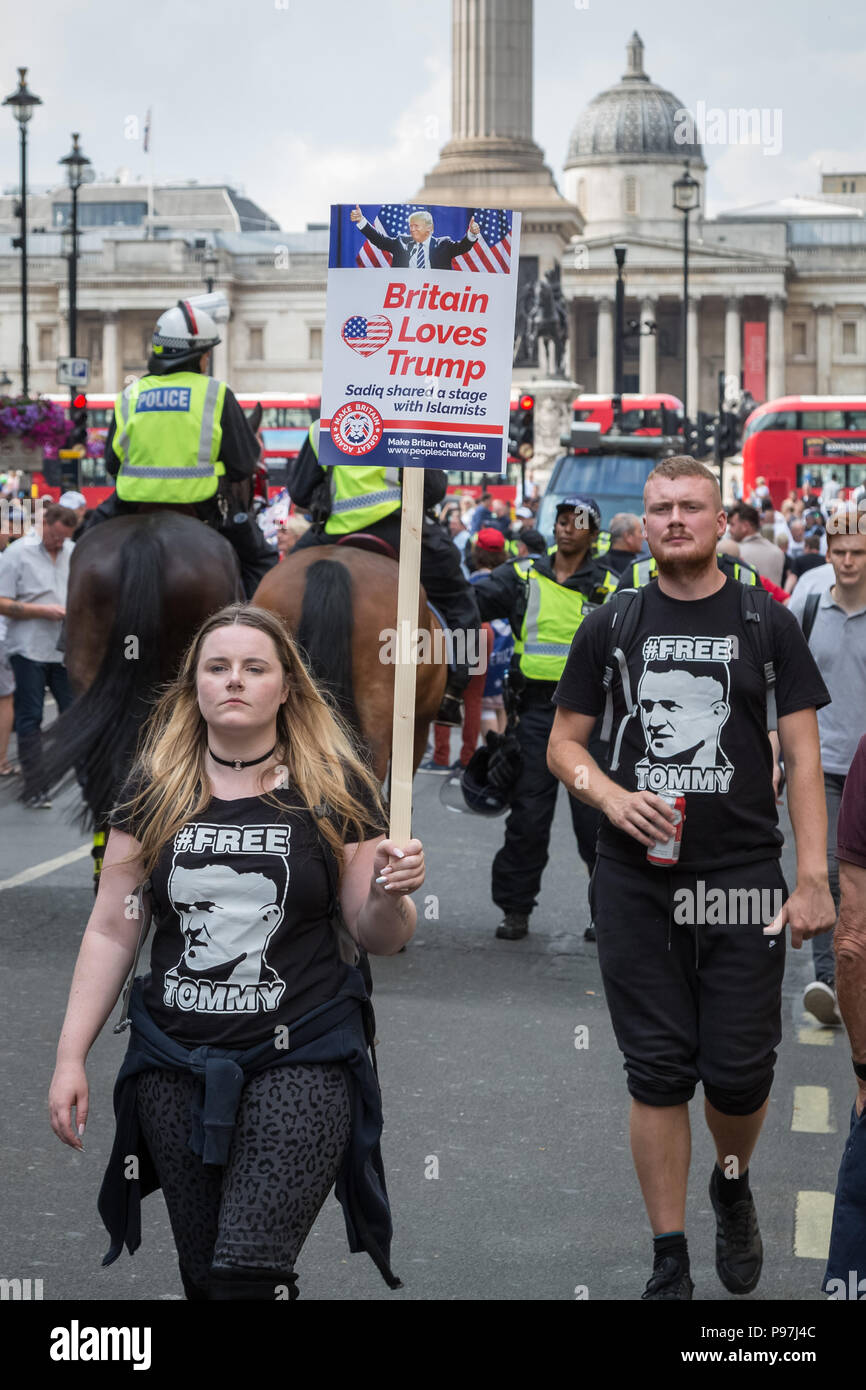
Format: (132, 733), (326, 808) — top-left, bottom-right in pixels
(0, 181), (327, 395)
(559, 32), (866, 412)
(1, 11), (865, 415)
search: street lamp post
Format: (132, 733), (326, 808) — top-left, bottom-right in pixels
(202, 248), (218, 376)
(3, 68), (43, 398)
(673, 161), (700, 426)
(59, 133), (92, 364)
(613, 244), (627, 428)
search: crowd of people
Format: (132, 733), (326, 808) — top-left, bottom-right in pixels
(4, 401), (865, 1300)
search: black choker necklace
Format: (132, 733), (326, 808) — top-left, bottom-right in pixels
(208, 743), (276, 771)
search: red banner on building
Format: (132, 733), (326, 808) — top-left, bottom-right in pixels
(743, 321), (767, 402)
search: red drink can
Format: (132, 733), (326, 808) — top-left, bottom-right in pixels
(646, 794), (686, 866)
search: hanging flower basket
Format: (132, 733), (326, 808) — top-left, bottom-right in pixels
(0, 395), (71, 471)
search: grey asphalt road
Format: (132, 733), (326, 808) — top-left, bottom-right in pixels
(0, 736), (854, 1304)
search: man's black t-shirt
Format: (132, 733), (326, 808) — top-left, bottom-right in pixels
(791, 552), (827, 579)
(109, 782), (386, 1048)
(553, 577), (830, 871)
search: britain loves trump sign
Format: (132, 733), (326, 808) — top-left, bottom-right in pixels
(319, 202), (522, 474)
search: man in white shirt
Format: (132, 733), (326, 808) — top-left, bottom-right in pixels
(0, 503), (77, 807)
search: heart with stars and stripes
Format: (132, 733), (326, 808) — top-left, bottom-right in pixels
(341, 314), (393, 356)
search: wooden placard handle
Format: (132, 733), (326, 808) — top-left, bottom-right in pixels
(388, 467), (424, 845)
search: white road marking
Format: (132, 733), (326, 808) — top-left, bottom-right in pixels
(0, 844), (92, 891)
(793, 1191), (834, 1260)
(798, 1026), (836, 1046)
(792, 1085), (834, 1133)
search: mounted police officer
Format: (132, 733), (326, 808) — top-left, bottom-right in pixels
(288, 422), (481, 727)
(474, 495), (611, 940)
(83, 297), (277, 599)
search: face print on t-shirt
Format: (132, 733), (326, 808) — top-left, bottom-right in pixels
(162, 821), (291, 1016)
(634, 636), (733, 794)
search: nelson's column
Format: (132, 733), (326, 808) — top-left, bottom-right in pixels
(414, 0), (583, 476)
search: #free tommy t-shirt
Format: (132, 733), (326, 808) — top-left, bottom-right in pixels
(109, 781), (386, 1048)
(553, 578), (830, 871)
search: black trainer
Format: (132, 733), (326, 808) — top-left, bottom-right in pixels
(709, 1172), (763, 1294)
(496, 911), (529, 940)
(641, 1255), (694, 1300)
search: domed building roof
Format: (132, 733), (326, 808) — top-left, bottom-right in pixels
(565, 33), (704, 167)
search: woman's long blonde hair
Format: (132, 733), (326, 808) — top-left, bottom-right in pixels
(113, 603), (385, 879)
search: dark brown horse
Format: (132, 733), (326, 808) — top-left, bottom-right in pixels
(252, 544), (448, 782)
(35, 511), (240, 869)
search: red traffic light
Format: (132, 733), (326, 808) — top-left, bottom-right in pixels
(519, 394), (534, 411)
(73, 394), (87, 409)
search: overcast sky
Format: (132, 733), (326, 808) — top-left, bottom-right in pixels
(4, 0), (866, 230)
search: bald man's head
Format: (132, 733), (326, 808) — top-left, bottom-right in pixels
(609, 512), (644, 554)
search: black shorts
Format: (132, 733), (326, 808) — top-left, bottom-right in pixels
(590, 855), (788, 1115)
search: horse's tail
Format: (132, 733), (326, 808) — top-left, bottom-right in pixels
(41, 526), (167, 828)
(296, 558), (362, 737)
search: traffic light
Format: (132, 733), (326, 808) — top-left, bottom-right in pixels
(683, 417), (699, 455)
(516, 393), (534, 457)
(695, 411), (717, 460)
(716, 410), (740, 459)
(68, 394), (88, 449)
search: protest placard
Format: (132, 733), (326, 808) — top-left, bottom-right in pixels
(320, 203), (521, 474)
(319, 202), (521, 842)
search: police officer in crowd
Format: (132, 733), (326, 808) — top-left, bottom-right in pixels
(288, 423), (480, 727)
(84, 299), (277, 599)
(474, 495), (610, 941)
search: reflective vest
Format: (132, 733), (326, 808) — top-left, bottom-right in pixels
(626, 554), (759, 588)
(504, 537), (520, 557)
(113, 373), (226, 504)
(593, 530), (612, 557)
(512, 557), (593, 681)
(308, 425), (403, 534)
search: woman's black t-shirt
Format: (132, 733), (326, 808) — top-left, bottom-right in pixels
(109, 781), (386, 1048)
(553, 577), (831, 871)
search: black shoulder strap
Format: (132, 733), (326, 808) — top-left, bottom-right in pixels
(600, 586), (645, 769)
(802, 590), (821, 646)
(739, 583), (777, 732)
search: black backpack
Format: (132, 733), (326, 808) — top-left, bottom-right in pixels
(599, 582), (779, 772)
(801, 590), (822, 646)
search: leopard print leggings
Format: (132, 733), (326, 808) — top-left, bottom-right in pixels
(136, 1062), (352, 1299)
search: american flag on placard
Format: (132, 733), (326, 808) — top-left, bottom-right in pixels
(355, 205), (428, 268)
(341, 314), (393, 356)
(453, 209), (512, 274)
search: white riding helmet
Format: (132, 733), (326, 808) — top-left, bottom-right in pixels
(150, 297), (221, 369)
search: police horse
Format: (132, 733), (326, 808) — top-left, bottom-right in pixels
(33, 510), (241, 882)
(252, 541), (449, 784)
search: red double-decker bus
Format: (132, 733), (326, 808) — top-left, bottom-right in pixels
(742, 396), (866, 506)
(30, 392), (321, 505)
(572, 393), (684, 437)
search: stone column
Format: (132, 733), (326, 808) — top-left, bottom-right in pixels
(212, 304), (231, 382)
(815, 304), (833, 394)
(767, 295), (786, 399)
(102, 313), (119, 394)
(596, 297), (614, 394)
(638, 297), (657, 393)
(687, 297), (700, 414)
(724, 297), (742, 386)
(452, 0), (533, 142)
